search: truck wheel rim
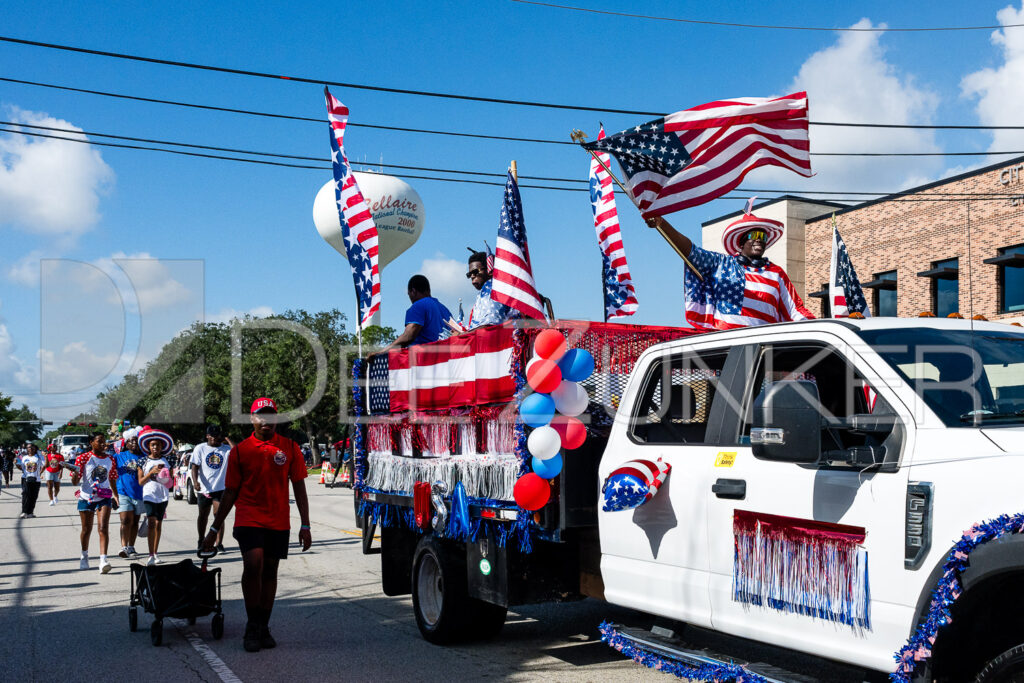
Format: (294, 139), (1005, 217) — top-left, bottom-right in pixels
(417, 554), (443, 626)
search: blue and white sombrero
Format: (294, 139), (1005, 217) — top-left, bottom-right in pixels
(138, 429), (174, 456)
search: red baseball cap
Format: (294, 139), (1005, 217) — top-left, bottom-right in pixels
(251, 397), (278, 414)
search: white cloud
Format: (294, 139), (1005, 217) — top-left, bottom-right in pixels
(417, 253), (477, 310)
(0, 108), (114, 236)
(207, 306), (274, 324)
(962, 3), (1024, 155)
(0, 298), (35, 391)
(756, 19), (943, 194)
(6, 250), (45, 287)
(46, 252), (193, 312)
(38, 341), (122, 394)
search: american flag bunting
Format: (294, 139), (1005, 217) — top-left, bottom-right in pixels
(829, 220), (870, 318)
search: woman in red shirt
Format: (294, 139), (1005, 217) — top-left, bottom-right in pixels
(43, 444), (64, 506)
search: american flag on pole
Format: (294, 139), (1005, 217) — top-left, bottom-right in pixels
(590, 126), (638, 320)
(829, 220), (870, 318)
(325, 88), (381, 328)
(492, 171), (545, 320)
(583, 92), (811, 217)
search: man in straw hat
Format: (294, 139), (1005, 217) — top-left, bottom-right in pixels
(647, 200), (813, 330)
(202, 397), (311, 653)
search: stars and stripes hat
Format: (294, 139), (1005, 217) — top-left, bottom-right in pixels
(138, 429), (174, 456)
(722, 211), (783, 257)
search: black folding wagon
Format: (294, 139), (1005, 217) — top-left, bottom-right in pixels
(129, 551), (223, 646)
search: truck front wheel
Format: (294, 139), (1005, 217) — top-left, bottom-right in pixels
(976, 643), (1024, 682)
(412, 536), (469, 644)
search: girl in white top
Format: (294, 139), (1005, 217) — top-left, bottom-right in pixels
(138, 435), (172, 565)
(71, 433), (121, 574)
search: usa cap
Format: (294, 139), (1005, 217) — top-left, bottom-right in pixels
(251, 397), (278, 414)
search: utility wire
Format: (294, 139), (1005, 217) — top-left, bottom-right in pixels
(3, 36), (1024, 128)
(4, 126), (1024, 203)
(8, 75), (1024, 136)
(510, 0), (1023, 32)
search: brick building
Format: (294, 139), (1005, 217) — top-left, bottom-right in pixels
(701, 157), (1024, 324)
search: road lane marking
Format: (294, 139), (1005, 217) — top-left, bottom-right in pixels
(171, 619), (243, 683)
(339, 528), (380, 539)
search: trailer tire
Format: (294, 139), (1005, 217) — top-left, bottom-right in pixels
(412, 536), (469, 644)
(467, 598), (506, 640)
(975, 643), (1024, 682)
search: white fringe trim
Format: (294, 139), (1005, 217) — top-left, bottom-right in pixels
(365, 450), (520, 502)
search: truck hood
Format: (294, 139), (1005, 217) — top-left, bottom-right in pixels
(981, 427), (1024, 452)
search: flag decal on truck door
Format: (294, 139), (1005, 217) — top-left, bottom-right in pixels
(732, 509), (870, 629)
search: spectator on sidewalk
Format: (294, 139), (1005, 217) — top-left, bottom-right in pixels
(114, 428), (146, 559)
(191, 424), (231, 553)
(203, 397), (311, 653)
(72, 432), (120, 574)
(17, 444), (42, 518)
(137, 429), (174, 566)
(42, 444), (65, 506)
(3, 445), (17, 489)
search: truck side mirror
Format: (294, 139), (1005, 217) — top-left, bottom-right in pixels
(751, 379), (822, 464)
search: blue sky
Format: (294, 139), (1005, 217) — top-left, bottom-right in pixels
(2, 0), (1024, 422)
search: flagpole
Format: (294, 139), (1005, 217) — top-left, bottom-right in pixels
(571, 130), (703, 281)
(601, 260), (609, 323)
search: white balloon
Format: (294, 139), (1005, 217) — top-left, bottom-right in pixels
(313, 172), (424, 269)
(527, 425), (561, 461)
(552, 381), (589, 416)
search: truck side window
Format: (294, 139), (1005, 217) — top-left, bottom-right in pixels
(630, 350), (728, 444)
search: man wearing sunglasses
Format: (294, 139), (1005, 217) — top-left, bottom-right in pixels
(647, 203), (814, 330)
(466, 251), (520, 329)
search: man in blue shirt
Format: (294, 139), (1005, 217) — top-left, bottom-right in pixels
(376, 275), (454, 354)
(113, 427), (146, 559)
(467, 251), (520, 329)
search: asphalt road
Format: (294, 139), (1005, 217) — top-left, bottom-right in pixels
(0, 476), (872, 682)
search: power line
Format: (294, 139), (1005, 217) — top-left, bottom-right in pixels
(8, 75), (1024, 136)
(510, 0), (1023, 32)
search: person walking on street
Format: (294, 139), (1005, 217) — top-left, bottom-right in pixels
(113, 428), (146, 559)
(202, 397), (311, 653)
(72, 432), (120, 574)
(2, 446), (15, 488)
(43, 444), (64, 506)
(192, 424), (231, 553)
(17, 444), (42, 518)
(137, 429), (173, 566)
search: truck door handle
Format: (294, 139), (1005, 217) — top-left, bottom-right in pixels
(712, 479), (746, 500)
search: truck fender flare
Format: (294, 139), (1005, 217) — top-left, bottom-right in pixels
(911, 533), (1024, 638)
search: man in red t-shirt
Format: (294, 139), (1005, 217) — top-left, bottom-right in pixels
(203, 397), (311, 653)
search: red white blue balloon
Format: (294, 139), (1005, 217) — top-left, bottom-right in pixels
(601, 459), (671, 512)
(551, 380), (589, 416)
(558, 349), (595, 382)
(532, 453), (563, 479)
(520, 393), (555, 428)
(527, 425), (561, 460)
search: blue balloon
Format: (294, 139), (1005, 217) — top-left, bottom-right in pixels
(532, 453), (563, 479)
(558, 349), (595, 382)
(520, 392), (555, 428)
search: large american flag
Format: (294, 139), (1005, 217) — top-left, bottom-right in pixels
(325, 88), (381, 328)
(829, 223), (870, 318)
(590, 127), (638, 320)
(583, 92), (811, 217)
(492, 171), (545, 320)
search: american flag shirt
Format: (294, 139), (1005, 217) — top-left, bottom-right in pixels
(684, 246), (814, 330)
(469, 279), (520, 329)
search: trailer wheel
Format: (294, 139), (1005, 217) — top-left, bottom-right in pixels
(412, 536), (469, 644)
(467, 598), (507, 640)
(976, 643), (1024, 682)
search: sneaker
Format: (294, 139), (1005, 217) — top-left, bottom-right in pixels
(18, 513), (25, 519)
(217, 544), (226, 554)
(49, 500), (55, 506)
(243, 622), (262, 652)
(79, 557), (89, 570)
(118, 547), (128, 559)
(260, 624), (277, 649)
(99, 560), (111, 574)
(26, 513), (35, 518)
(127, 546), (137, 558)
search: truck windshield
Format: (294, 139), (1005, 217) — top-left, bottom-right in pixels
(858, 327), (1024, 427)
(62, 436), (90, 446)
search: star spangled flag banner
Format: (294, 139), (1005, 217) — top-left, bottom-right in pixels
(829, 222), (870, 318)
(590, 126), (638, 320)
(492, 171), (545, 320)
(601, 458), (671, 512)
(325, 88), (381, 329)
(583, 92), (811, 217)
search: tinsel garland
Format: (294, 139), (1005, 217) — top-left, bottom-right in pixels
(352, 358), (367, 491)
(891, 512), (1024, 681)
(599, 622), (768, 683)
(511, 326), (537, 548)
(364, 451), (520, 501)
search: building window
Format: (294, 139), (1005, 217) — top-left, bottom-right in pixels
(872, 270), (898, 317)
(1000, 245), (1024, 313)
(807, 282), (830, 317)
(932, 258), (959, 318)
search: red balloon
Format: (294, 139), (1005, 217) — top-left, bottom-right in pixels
(533, 329), (567, 361)
(526, 359), (562, 394)
(551, 415), (586, 450)
(513, 473), (551, 511)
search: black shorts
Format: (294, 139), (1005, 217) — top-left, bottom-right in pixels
(233, 526), (290, 559)
(144, 501), (168, 518)
(197, 490), (224, 511)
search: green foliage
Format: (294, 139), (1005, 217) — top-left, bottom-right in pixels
(0, 395), (44, 446)
(92, 309), (394, 446)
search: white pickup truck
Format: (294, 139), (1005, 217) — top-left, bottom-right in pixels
(360, 318), (1024, 682)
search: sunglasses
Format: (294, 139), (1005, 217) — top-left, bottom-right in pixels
(466, 268), (484, 279)
(744, 230), (767, 243)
